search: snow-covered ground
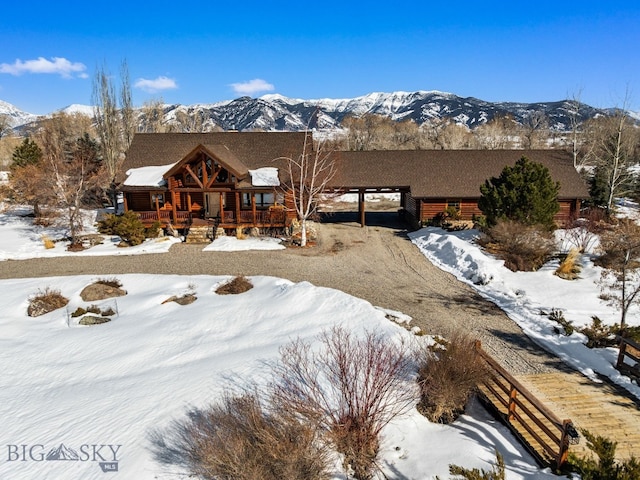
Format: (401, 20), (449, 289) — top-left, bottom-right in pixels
(0, 203), (637, 478)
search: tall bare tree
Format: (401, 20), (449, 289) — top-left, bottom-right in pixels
(92, 62), (132, 208)
(587, 94), (638, 214)
(139, 98), (167, 133)
(281, 133), (338, 247)
(521, 110), (550, 149)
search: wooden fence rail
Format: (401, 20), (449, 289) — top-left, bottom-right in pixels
(474, 341), (578, 470)
(616, 336), (640, 381)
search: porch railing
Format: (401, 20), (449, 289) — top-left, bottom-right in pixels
(134, 209), (286, 226)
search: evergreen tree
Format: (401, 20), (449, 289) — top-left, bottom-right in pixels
(478, 157), (560, 228)
(589, 164), (610, 209)
(11, 137), (42, 169)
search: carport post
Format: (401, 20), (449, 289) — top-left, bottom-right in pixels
(359, 190), (365, 227)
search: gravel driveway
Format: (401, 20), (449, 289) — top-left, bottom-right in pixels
(0, 211), (564, 375)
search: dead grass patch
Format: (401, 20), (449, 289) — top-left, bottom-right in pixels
(215, 276), (253, 295)
(555, 248), (581, 280)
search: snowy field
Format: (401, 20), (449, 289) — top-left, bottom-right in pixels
(0, 201), (638, 478)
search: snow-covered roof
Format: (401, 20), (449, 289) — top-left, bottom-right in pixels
(123, 163), (176, 187)
(249, 167), (280, 187)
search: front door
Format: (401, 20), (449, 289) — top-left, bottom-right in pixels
(204, 193), (220, 218)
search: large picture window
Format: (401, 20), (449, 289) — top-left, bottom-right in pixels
(151, 193), (165, 208)
(242, 192), (275, 208)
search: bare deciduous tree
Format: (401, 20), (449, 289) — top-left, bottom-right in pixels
(139, 98), (167, 133)
(472, 114), (518, 149)
(598, 220), (640, 332)
(92, 62), (131, 207)
(521, 110), (550, 149)
(36, 114), (107, 246)
(271, 326), (415, 480)
(281, 133), (338, 247)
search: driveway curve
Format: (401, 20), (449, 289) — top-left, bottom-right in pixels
(0, 212), (564, 375)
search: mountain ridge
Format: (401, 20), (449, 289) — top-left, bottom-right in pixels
(0, 91), (615, 133)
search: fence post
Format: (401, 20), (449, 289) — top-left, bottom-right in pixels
(557, 419), (573, 470)
(508, 387), (518, 421)
(616, 337), (627, 370)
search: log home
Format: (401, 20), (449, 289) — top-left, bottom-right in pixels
(327, 149), (588, 227)
(119, 132), (306, 232)
(120, 133), (588, 234)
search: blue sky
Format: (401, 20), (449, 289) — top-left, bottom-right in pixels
(1, 1), (639, 114)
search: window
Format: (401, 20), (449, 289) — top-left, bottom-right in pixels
(446, 200), (461, 212)
(242, 192), (276, 208)
(151, 193), (165, 208)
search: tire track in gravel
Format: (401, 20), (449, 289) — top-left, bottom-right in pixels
(0, 212), (566, 375)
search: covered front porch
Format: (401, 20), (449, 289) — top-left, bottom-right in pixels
(134, 208), (288, 229)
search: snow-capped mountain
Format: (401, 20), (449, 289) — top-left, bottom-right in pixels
(1, 91), (608, 133)
(0, 100), (39, 128)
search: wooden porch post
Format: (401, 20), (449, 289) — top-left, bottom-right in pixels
(252, 193), (257, 225)
(359, 191), (365, 227)
(123, 194), (128, 212)
(155, 195), (161, 220)
(235, 192), (241, 224)
(187, 194), (192, 213)
(171, 191), (177, 223)
(219, 192), (225, 222)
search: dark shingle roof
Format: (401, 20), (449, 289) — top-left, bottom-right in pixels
(122, 133), (588, 200)
(329, 150), (588, 199)
(120, 132), (308, 182)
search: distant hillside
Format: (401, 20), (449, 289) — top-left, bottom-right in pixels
(0, 90), (612, 133)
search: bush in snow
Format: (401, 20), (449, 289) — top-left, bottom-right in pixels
(568, 429), (640, 480)
(148, 391), (330, 480)
(27, 287), (69, 317)
(271, 326), (415, 480)
(416, 332), (490, 424)
(97, 211), (146, 246)
(555, 248), (582, 280)
(449, 450), (506, 480)
(479, 220), (556, 272)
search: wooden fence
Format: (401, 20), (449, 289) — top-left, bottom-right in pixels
(616, 336), (640, 381)
(474, 341), (578, 470)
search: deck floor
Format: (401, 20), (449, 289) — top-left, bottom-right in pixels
(482, 370), (640, 463)
(516, 371), (640, 460)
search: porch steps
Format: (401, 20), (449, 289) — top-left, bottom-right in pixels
(185, 226), (211, 244)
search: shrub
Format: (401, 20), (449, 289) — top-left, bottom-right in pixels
(145, 220), (162, 239)
(215, 276), (253, 295)
(578, 317), (640, 348)
(568, 429), (640, 480)
(97, 211), (146, 246)
(41, 235), (55, 249)
(28, 287), (69, 317)
(272, 327), (415, 480)
(416, 332), (490, 424)
(555, 248), (581, 280)
(148, 391), (330, 480)
(94, 277), (123, 288)
(580, 316), (618, 348)
(479, 220), (556, 271)
(543, 308), (574, 336)
(449, 451), (506, 480)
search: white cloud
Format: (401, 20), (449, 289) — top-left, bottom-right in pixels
(134, 76), (178, 93)
(230, 78), (275, 95)
(0, 57), (87, 78)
